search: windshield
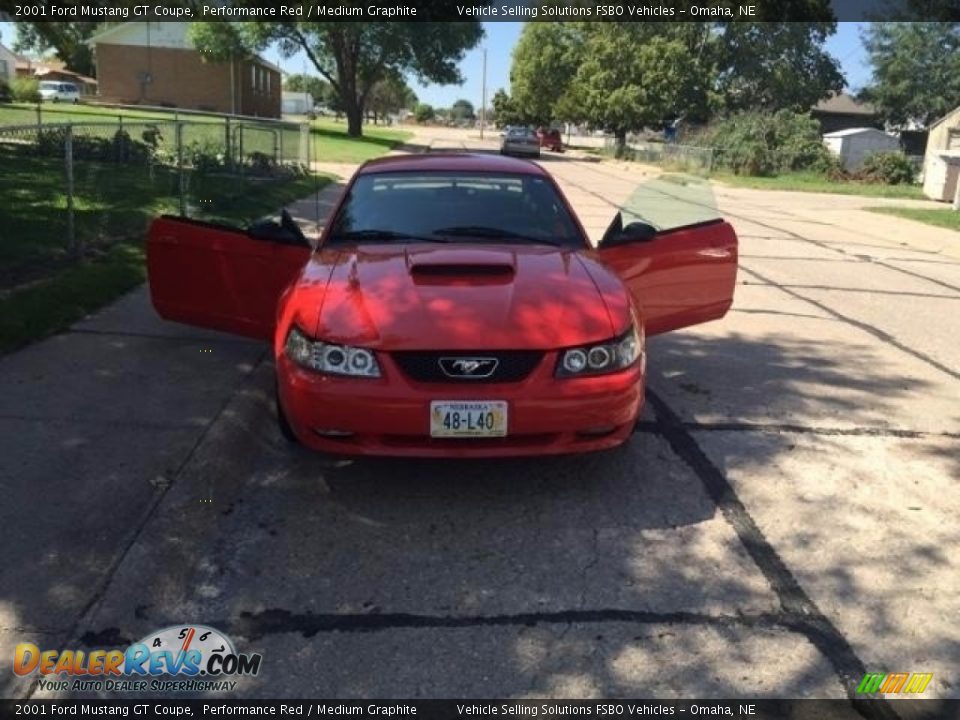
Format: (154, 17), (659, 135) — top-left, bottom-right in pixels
(327, 172), (585, 249)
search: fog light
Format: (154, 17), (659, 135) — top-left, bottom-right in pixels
(312, 428), (355, 438)
(577, 426), (616, 437)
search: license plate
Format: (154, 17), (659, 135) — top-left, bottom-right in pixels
(430, 401), (507, 438)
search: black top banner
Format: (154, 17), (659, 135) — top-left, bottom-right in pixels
(0, 0), (957, 23)
(2, 700), (960, 720)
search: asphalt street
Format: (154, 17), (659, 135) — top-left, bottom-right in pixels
(1, 128), (958, 703)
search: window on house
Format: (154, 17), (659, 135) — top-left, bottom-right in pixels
(266, 70), (270, 94)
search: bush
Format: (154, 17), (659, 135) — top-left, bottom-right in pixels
(0, 78), (11, 103)
(11, 76), (40, 103)
(246, 151), (276, 176)
(32, 126), (156, 164)
(856, 151), (915, 185)
(183, 138), (225, 174)
(699, 110), (834, 177)
(414, 103), (435, 123)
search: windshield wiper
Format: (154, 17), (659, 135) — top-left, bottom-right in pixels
(432, 225), (564, 247)
(331, 229), (453, 244)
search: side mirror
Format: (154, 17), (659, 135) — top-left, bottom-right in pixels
(598, 213), (658, 249)
(247, 209), (310, 248)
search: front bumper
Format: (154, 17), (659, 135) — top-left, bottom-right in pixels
(277, 350), (645, 458)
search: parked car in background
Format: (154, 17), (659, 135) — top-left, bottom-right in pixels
(501, 127), (541, 158)
(537, 127), (564, 152)
(38, 81), (80, 103)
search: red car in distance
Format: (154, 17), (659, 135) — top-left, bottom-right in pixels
(147, 153), (737, 458)
(536, 127), (564, 152)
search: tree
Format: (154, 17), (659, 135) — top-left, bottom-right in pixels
(190, 18), (482, 136)
(506, 18), (844, 136)
(860, 23), (960, 127)
(283, 73), (331, 105)
(367, 74), (417, 123)
(450, 99), (475, 122)
(491, 89), (524, 127)
(414, 103), (435, 123)
(509, 23), (583, 126)
(12, 22), (103, 77)
(714, 23), (843, 113)
(560, 25), (709, 146)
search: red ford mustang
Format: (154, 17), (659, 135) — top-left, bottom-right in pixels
(147, 153), (737, 457)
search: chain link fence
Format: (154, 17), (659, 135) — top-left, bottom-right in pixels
(603, 136), (714, 174)
(0, 110), (312, 287)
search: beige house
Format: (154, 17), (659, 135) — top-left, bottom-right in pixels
(89, 22), (281, 118)
(0, 42), (19, 84)
(922, 105), (960, 203)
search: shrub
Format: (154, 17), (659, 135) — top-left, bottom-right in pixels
(699, 110), (834, 176)
(0, 78), (11, 103)
(183, 138), (225, 174)
(33, 127), (153, 163)
(856, 151), (915, 185)
(246, 151), (276, 176)
(11, 76), (40, 103)
(414, 103), (435, 123)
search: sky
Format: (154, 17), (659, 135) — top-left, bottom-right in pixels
(0, 21), (873, 107)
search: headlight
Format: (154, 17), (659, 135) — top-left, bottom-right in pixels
(556, 325), (643, 378)
(284, 326), (381, 378)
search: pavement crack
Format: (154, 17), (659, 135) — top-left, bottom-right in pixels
(678, 421), (960, 440)
(218, 607), (787, 640)
(22, 348), (270, 700)
(645, 389), (896, 718)
(740, 265), (960, 382)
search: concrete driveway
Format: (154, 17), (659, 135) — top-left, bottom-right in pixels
(2, 127), (958, 702)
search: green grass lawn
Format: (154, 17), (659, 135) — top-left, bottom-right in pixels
(713, 171), (926, 199)
(0, 105), (405, 353)
(0, 142), (330, 353)
(0, 103), (412, 163)
(310, 117), (411, 163)
(0, 101), (231, 126)
(864, 206), (960, 231)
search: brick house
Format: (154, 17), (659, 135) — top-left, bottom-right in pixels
(89, 22), (281, 118)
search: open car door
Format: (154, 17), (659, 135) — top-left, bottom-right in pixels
(597, 214), (737, 337)
(147, 213), (312, 341)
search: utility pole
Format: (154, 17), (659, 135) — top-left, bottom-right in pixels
(479, 47), (487, 141)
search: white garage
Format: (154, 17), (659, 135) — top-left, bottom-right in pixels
(922, 105), (960, 203)
(823, 127), (900, 171)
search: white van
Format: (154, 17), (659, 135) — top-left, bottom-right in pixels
(38, 81), (81, 103)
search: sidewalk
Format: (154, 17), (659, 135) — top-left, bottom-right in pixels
(0, 176), (343, 694)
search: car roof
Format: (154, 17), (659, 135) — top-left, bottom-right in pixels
(357, 152), (547, 177)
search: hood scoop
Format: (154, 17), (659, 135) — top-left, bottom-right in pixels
(406, 248), (516, 277)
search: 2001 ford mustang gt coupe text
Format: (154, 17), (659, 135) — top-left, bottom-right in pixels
(147, 154), (737, 457)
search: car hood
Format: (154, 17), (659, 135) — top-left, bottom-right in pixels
(298, 244), (629, 351)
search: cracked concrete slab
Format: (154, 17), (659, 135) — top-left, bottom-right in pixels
(73, 364), (778, 644)
(693, 431), (960, 699)
(34, 623), (845, 699)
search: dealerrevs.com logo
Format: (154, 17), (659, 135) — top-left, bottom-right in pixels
(14, 625), (262, 693)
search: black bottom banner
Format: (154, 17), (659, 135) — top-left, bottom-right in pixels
(1, 700), (958, 720)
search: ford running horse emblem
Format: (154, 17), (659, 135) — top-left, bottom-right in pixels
(439, 357), (499, 379)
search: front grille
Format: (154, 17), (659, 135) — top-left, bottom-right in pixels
(392, 350), (543, 383)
